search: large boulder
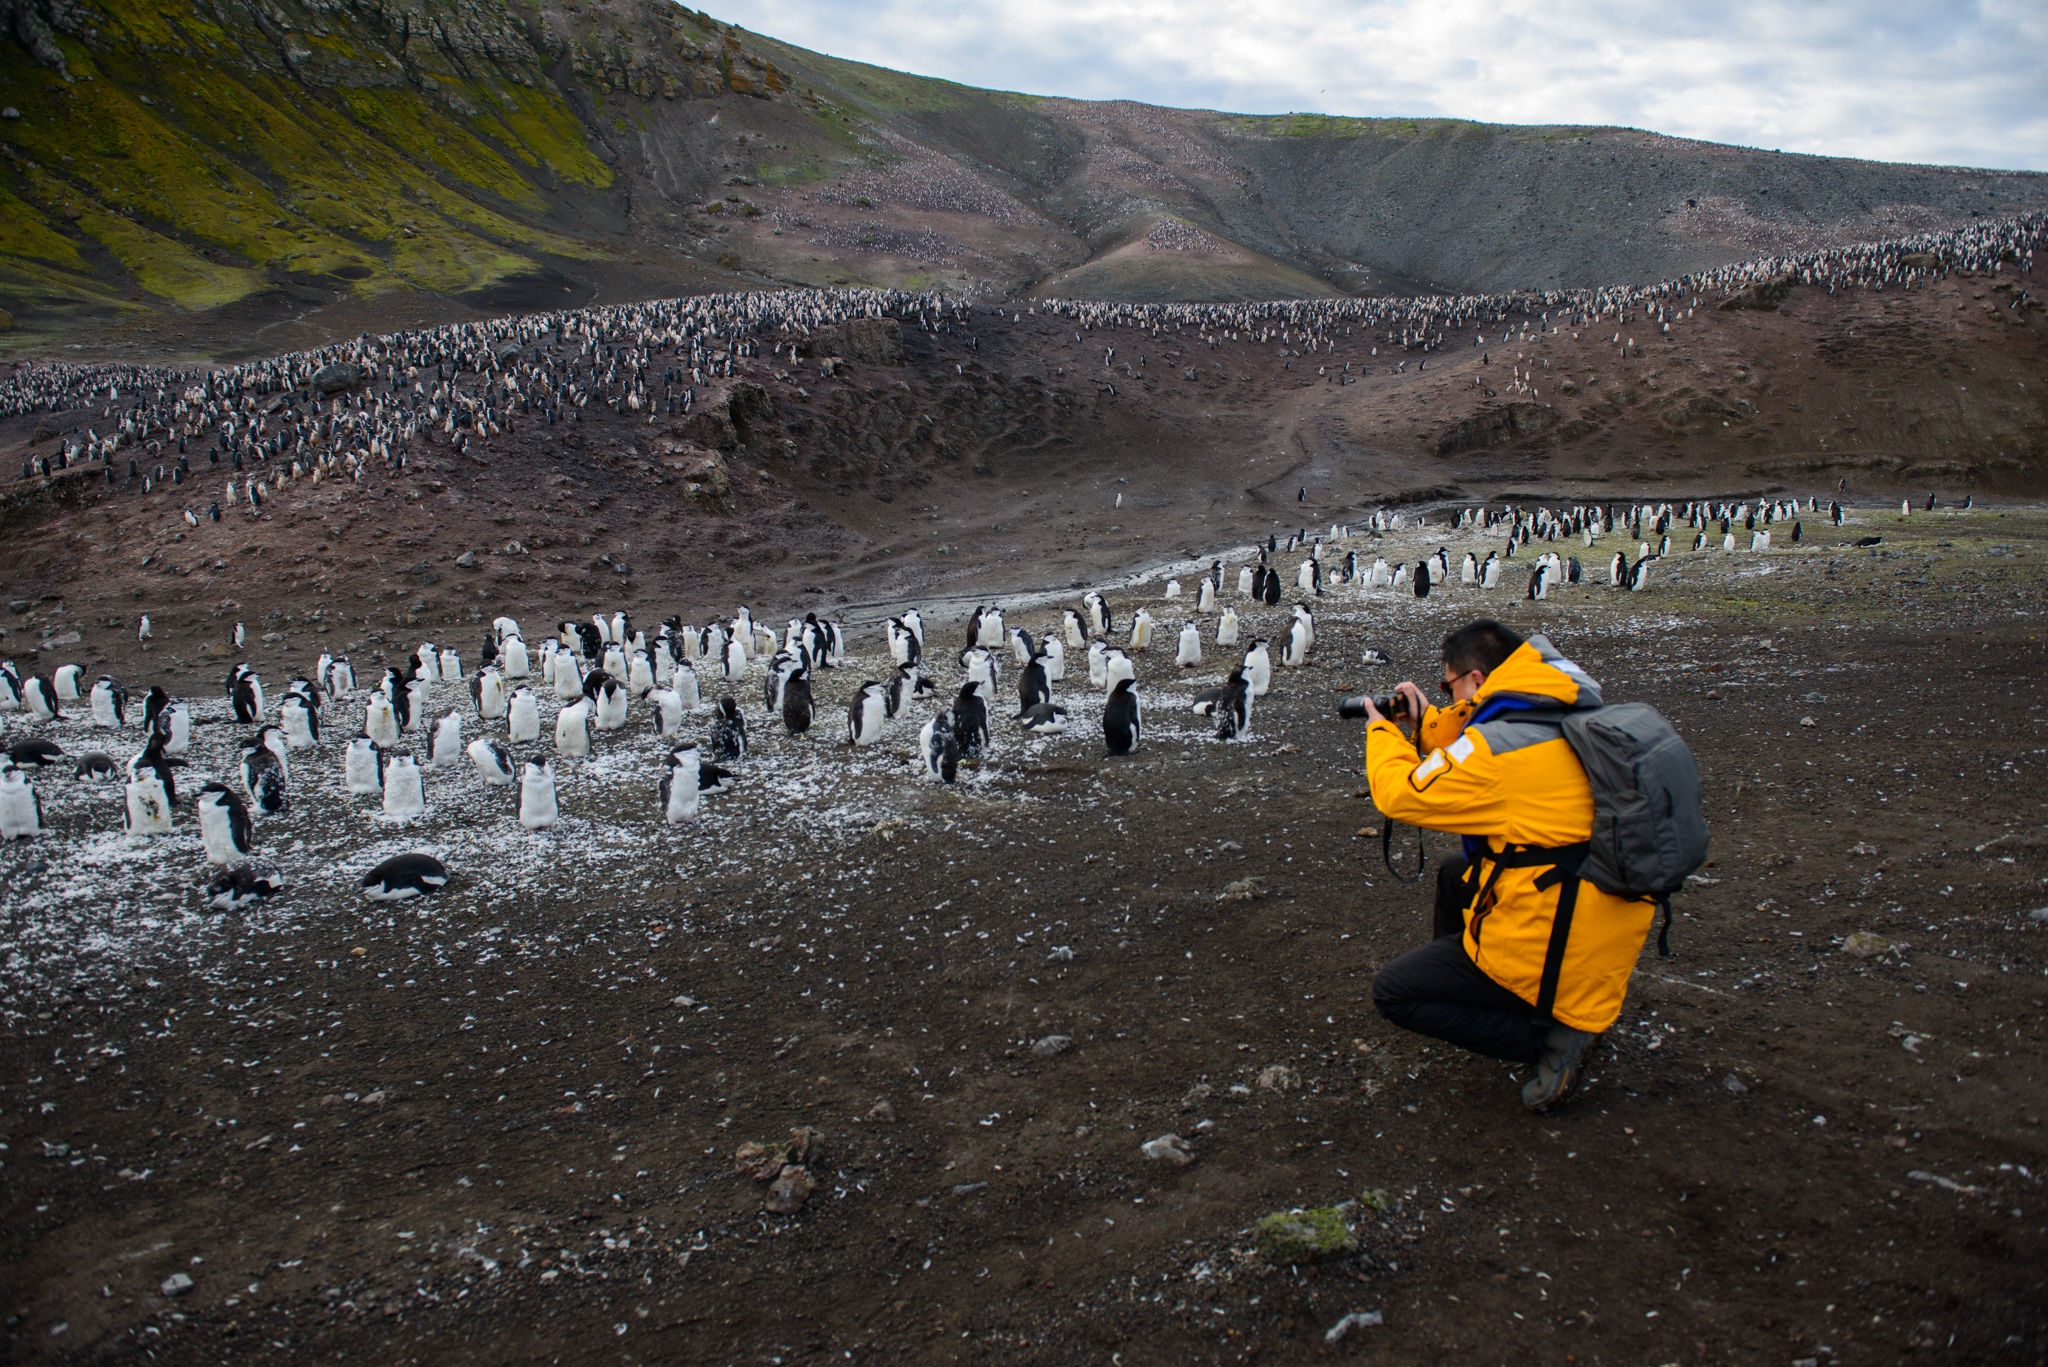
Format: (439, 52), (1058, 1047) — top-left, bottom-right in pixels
(312, 361), (363, 394)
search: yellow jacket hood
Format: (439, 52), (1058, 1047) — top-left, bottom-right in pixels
(1470, 635), (1603, 714)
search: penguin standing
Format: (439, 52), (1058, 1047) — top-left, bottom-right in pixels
(1007, 627), (1035, 668)
(1040, 636), (1066, 682)
(626, 650), (655, 699)
(555, 699), (594, 758)
(518, 760), (559, 829)
(1195, 577), (1216, 613)
(672, 660), (702, 712)
(506, 687), (541, 743)
(53, 664), (84, 703)
(1061, 610), (1087, 650)
(1018, 653), (1051, 714)
(724, 635), (748, 681)
(427, 710), (464, 768)
(343, 737), (384, 795)
(23, 675), (62, 722)
(650, 687), (686, 737)
(1236, 564), (1254, 596)
(241, 737), (289, 817)
(363, 694), (401, 747)
(1261, 569), (1282, 606)
(279, 690), (321, 749)
(847, 681), (888, 746)
(954, 681), (991, 759)
(499, 636), (530, 680)
(196, 783), (255, 865)
(124, 762), (173, 835)
(89, 677), (128, 728)
(885, 664), (921, 719)
(1176, 621), (1202, 667)
(327, 656), (357, 696)
(0, 766), (42, 839)
(660, 747), (701, 823)
(1216, 606), (1240, 648)
(592, 677), (630, 731)
(1102, 648), (1135, 694)
(1213, 667), (1252, 741)
(782, 668), (814, 734)
(467, 735), (516, 786)
(381, 753), (426, 819)
(708, 697), (748, 761)
(918, 708), (960, 784)
(231, 669), (263, 724)
(0, 663), (20, 711)
(1281, 615), (1311, 667)
(1242, 640), (1273, 697)
(1129, 609), (1154, 651)
(1413, 559), (1432, 599)
(472, 667), (509, 720)
(1103, 677), (1142, 757)
(1083, 590), (1113, 637)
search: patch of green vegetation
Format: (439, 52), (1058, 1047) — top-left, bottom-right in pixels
(76, 206), (266, 309)
(1254, 1207), (1356, 1263)
(0, 187), (86, 270)
(340, 86), (550, 213)
(0, 0), (626, 321)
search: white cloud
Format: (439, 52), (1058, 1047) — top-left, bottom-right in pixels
(711, 0), (2048, 171)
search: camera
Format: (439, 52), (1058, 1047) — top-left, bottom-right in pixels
(1338, 693), (1410, 720)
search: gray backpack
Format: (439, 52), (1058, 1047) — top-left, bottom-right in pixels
(1554, 701), (1709, 951)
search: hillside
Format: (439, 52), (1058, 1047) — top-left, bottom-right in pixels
(3, 0), (2047, 357)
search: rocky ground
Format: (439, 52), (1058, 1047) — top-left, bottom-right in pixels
(2, 502), (2045, 1364)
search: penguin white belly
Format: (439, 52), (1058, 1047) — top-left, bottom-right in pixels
(124, 778), (173, 835)
(382, 759), (426, 818)
(519, 765), (559, 829)
(507, 692), (540, 743)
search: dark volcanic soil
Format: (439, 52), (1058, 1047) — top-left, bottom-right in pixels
(2, 504), (2046, 1365)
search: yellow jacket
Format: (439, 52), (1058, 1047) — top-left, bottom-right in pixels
(1366, 636), (1654, 1032)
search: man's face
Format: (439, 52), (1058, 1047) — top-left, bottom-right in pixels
(1443, 666), (1485, 704)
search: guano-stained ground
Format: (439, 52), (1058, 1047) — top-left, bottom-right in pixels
(2, 504), (2046, 1365)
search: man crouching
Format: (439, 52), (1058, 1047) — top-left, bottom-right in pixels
(1363, 620), (1657, 1112)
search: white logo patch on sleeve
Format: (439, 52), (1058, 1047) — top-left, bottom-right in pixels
(1447, 733), (1477, 764)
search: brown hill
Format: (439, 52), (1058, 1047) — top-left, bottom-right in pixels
(2, 0), (2046, 358)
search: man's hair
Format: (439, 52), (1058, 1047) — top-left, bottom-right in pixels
(1442, 620), (1524, 675)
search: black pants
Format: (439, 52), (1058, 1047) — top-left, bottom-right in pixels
(1371, 857), (1550, 1065)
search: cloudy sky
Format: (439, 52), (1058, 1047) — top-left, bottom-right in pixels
(712, 0), (2047, 172)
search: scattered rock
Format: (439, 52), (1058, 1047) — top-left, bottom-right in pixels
(733, 1141), (785, 1182)
(2028, 907), (2048, 923)
(765, 1165), (816, 1214)
(1030, 1034), (1075, 1058)
(1848, 842), (1881, 856)
(865, 1100), (897, 1124)
(1254, 1207), (1356, 1263)
(1799, 715), (1816, 728)
(1840, 930), (1895, 958)
(1218, 876), (1269, 902)
(1324, 1310), (1384, 1342)
(1140, 1133), (1195, 1166)
(951, 1180), (989, 1196)
(1217, 840), (1243, 852)
(1723, 1073), (1750, 1094)
(358, 1090), (386, 1106)
(1357, 1188), (1394, 1212)
(1047, 944), (1074, 962)
(1255, 1063), (1301, 1092)
(1181, 1082), (1215, 1111)
(455, 551), (478, 569)
(160, 1273), (194, 1298)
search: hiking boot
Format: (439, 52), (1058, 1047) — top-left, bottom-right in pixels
(1521, 1026), (1598, 1112)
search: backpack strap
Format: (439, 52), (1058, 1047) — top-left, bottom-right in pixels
(1479, 841), (1591, 1020)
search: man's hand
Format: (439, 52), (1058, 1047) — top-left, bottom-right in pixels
(1394, 681), (1429, 726)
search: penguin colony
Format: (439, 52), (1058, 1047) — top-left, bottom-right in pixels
(0, 480), (1893, 922)
(5, 211), (2038, 501)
